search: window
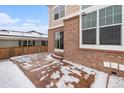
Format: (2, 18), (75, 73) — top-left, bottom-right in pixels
(55, 32), (64, 49)
(82, 5), (92, 10)
(99, 5), (122, 26)
(19, 40), (35, 46)
(28, 41), (33, 46)
(23, 40), (27, 46)
(100, 25), (121, 45)
(81, 5), (122, 46)
(81, 11), (97, 44)
(54, 5), (65, 20)
(99, 5), (122, 45)
(41, 41), (48, 46)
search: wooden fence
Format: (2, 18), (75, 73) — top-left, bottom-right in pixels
(0, 46), (48, 60)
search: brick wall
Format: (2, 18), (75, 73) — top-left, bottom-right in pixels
(48, 26), (64, 53)
(48, 15), (124, 77)
(64, 16), (124, 77)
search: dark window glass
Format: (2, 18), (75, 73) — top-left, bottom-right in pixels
(23, 40), (27, 46)
(28, 41), (34, 46)
(19, 40), (22, 46)
(60, 10), (65, 18)
(60, 32), (64, 49)
(54, 13), (59, 20)
(100, 25), (121, 45)
(54, 5), (65, 20)
(41, 41), (47, 46)
(82, 29), (96, 44)
(55, 32), (64, 49)
(33, 41), (35, 46)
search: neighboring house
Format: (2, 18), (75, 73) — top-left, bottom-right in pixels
(0, 30), (48, 48)
(48, 5), (124, 77)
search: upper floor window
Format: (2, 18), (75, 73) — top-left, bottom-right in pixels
(81, 11), (97, 44)
(99, 5), (122, 45)
(54, 5), (65, 20)
(82, 5), (92, 10)
(99, 5), (122, 26)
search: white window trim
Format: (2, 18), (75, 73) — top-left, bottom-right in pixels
(79, 5), (124, 51)
(53, 5), (66, 22)
(55, 31), (64, 50)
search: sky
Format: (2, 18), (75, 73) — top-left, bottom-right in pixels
(0, 5), (48, 34)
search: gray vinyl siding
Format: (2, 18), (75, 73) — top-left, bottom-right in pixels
(0, 40), (19, 48)
(35, 41), (41, 46)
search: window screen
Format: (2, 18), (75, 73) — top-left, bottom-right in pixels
(82, 29), (96, 44)
(82, 11), (97, 44)
(100, 25), (121, 45)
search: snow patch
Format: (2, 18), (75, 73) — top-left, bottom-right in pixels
(51, 71), (60, 79)
(41, 71), (46, 74)
(119, 64), (124, 71)
(91, 72), (108, 88)
(111, 62), (118, 69)
(30, 61), (58, 72)
(40, 74), (49, 81)
(46, 54), (54, 61)
(23, 64), (32, 69)
(0, 60), (35, 88)
(56, 75), (79, 88)
(63, 60), (109, 88)
(60, 66), (71, 75)
(108, 75), (124, 88)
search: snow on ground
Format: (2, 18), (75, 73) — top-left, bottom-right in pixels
(0, 60), (35, 88)
(10, 53), (124, 88)
(51, 71), (60, 79)
(30, 60), (58, 72)
(91, 72), (108, 88)
(108, 75), (124, 88)
(63, 60), (108, 88)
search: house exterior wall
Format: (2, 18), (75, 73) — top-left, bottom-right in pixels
(35, 41), (41, 46)
(48, 5), (124, 77)
(48, 5), (64, 28)
(48, 5), (79, 29)
(48, 26), (64, 53)
(0, 40), (47, 48)
(0, 40), (19, 48)
(64, 15), (124, 77)
(65, 5), (79, 16)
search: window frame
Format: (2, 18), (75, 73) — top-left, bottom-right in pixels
(19, 40), (35, 46)
(81, 11), (97, 45)
(79, 5), (124, 51)
(54, 31), (64, 51)
(53, 5), (65, 21)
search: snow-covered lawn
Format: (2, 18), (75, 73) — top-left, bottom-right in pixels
(108, 75), (124, 88)
(0, 60), (35, 88)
